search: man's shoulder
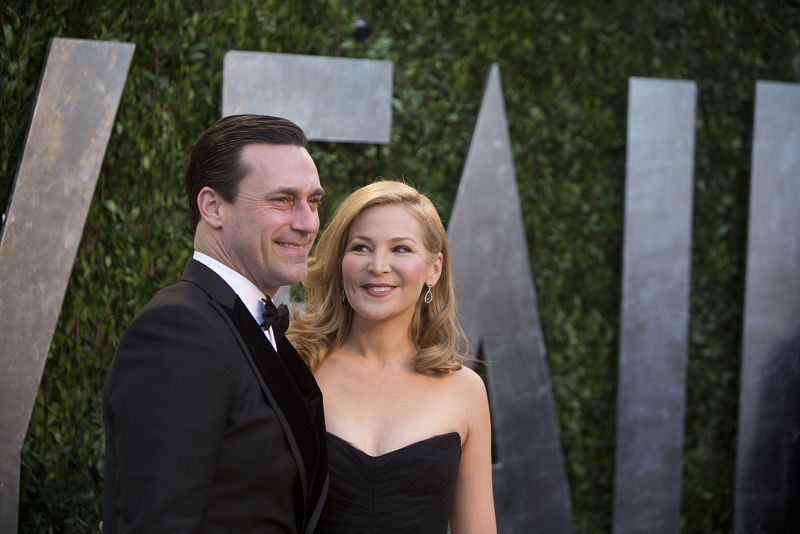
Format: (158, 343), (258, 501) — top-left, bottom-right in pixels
(143, 277), (210, 310)
(111, 279), (239, 370)
(125, 278), (227, 337)
(137, 259), (230, 312)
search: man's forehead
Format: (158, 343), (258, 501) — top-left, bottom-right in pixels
(240, 142), (312, 164)
(239, 143), (321, 187)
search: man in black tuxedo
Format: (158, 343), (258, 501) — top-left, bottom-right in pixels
(103, 115), (328, 533)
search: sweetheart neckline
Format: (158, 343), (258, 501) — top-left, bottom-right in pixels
(326, 431), (461, 459)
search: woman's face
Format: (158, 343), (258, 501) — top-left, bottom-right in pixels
(341, 204), (442, 326)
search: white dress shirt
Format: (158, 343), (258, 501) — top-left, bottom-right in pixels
(193, 251), (278, 351)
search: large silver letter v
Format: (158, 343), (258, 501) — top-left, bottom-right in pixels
(0, 38), (134, 532)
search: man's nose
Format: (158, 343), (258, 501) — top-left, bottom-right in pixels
(291, 200), (319, 234)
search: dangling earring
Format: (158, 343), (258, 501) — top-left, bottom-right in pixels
(424, 282), (433, 304)
(341, 289), (346, 302)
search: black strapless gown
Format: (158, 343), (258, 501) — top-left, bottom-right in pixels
(316, 432), (462, 534)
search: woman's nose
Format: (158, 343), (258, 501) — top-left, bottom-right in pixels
(368, 250), (391, 273)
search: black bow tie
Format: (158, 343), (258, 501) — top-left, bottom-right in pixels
(261, 297), (290, 342)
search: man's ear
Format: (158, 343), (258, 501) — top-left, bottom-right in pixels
(197, 186), (224, 229)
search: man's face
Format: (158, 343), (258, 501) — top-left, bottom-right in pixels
(219, 143), (323, 296)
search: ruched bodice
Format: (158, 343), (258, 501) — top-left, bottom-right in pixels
(316, 432), (462, 534)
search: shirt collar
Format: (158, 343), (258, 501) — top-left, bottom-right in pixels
(192, 251), (265, 325)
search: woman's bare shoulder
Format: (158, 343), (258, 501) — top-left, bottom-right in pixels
(442, 365), (488, 402)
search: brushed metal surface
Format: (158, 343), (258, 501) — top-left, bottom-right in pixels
(0, 37), (134, 532)
(448, 64), (574, 533)
(222, 51), (392, 144)
(734, 81), (800, 533)
(613, 77), (697, 534)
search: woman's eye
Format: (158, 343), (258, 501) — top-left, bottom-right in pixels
(350, 244), (369, 252)
(393, 245), (412, 253)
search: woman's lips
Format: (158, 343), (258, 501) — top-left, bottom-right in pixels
(363, 284), (395, 297)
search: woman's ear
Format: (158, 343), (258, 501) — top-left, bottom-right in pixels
(428, 252), (443, 286)
(197, 186), (223, 229)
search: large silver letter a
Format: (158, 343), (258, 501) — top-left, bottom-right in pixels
(448, 64), (574, 533)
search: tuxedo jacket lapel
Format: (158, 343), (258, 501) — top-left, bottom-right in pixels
(275, 335), (329, 533)
(180, 259), (327, 533)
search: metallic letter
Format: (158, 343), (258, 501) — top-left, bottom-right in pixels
(0, 37), (134, 532)
(223, 51), (392, 144)
(613, 78), (697, 534)
(734, 81), (800, 533)
(448, 64), (574, 532)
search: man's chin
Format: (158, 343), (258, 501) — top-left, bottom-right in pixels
(272, 266), (309, 288)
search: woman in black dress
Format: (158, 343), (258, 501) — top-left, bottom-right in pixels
(289, 180), (496, 533)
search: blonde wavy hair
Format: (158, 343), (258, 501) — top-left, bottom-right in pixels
(288, 180), (468, 374)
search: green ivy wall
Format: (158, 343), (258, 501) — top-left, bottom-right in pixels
(2, 1), (798, 532)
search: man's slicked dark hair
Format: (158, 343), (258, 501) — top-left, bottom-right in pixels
(186, 114), (309, 228)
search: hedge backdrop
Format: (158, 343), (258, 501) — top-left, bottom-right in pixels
(2, 1), (799, 532)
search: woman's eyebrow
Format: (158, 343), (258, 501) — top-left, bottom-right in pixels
(348, 236), (418, 244)
(388, 237), (418, 244)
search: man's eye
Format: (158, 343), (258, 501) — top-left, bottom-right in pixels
(309, 197), (322, 208)
(273, 196), (291, 204)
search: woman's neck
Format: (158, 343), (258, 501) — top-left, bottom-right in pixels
(341, 316), (416, 369)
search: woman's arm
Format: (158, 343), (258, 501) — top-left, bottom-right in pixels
(449, 368), (497, 534)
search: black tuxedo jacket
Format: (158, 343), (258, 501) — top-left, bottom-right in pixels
(103, 259), (327, 533)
